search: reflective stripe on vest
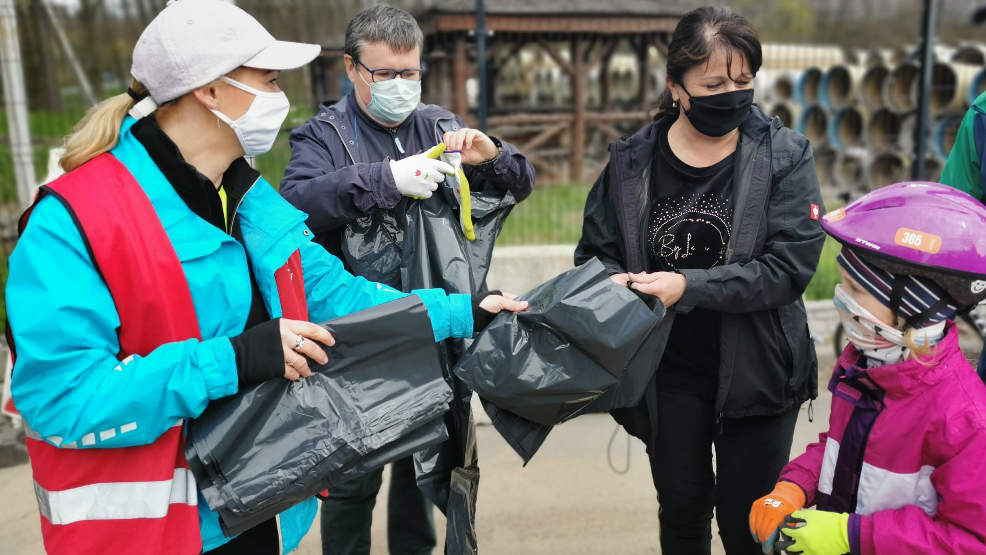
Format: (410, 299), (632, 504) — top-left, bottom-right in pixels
(35, 467), (197, 525)
(23, 419), (183, 449)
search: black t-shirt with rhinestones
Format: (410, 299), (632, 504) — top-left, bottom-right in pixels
(648, 119), (735, 381)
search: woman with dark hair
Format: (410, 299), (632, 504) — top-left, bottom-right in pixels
(576, 6), (825, 553)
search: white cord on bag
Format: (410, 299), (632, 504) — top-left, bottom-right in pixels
(606, 423), (632, 475)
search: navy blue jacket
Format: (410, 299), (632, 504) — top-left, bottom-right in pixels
(280, 95), (535, 285)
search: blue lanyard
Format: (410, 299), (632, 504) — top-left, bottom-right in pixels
(353, 113), (406, 156)
(353, 115), (360, 150)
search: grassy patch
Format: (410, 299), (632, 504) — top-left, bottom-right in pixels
(498, 183), (591, 245)
(255, 134), (294, 189)
(804, 236), (841, 301)
(0, 106), (88, 202)
(254, 105), (315, 189)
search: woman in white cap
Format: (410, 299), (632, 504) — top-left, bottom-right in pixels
(4, 1), (524, 554)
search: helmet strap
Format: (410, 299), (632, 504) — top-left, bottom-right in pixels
(903, 298), (953, 330)
(889, 276), (906, 325)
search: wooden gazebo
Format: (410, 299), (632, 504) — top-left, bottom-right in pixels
(309, 1), (696, 182)
(418, 0), (692, 182)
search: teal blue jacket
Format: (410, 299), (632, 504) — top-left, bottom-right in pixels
(5, 118), (473, 552)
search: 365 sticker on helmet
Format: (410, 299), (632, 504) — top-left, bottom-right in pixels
(823, 207), (846, 222)
(894, 227), (941, 254)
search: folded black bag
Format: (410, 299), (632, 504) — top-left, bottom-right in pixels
(453, 258), (668, 461)
(185, 296), (452, 536)
(209, 417), (450, 537)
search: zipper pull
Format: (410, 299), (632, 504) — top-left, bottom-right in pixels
(394, 135), (405, 155)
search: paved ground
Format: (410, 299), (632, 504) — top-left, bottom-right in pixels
(0, 351), (836, 555)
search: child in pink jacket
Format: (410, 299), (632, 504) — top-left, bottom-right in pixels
(749, 182), (986, 555)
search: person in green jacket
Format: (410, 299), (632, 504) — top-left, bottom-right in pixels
(939, 89), (986, 380)
(940, 90), (986, 200)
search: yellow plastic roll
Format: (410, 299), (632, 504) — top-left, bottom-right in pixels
(424, 143), (447, 159)
(425, 142), (475, 241)
(453, 158), (475, 241)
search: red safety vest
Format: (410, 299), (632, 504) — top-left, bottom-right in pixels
(12, 153), (308, 554)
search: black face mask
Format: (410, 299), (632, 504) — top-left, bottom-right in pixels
(681, 86), (754, 137)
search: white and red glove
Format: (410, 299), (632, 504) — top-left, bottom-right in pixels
(389, 149), (454, 199)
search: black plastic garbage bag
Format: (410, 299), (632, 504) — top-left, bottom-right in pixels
(207, 417), (450, 537)
(477, 400), (552, 465)
(342, 183), (515, 304)
(406, 186), (516, 554)
(455, 257), (663, 424)
(453, 258), (668, 462)
(445, 465), (480, 555)
(341, 177), (516, 553)
(475, 309), (674, 464)
(401, 184), (517, 293)
(185, 296), (452, 537)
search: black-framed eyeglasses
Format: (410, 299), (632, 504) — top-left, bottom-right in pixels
(352, 57), (426, 82)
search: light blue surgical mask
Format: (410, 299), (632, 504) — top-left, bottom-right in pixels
(364, 77), (421, 125)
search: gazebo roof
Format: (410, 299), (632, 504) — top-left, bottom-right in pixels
(418, 0), (695, 34)
(420, 0), (697, 17)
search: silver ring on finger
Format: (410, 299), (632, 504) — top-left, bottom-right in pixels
(293, 334), (305, 351)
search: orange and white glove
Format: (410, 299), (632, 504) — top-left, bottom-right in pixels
(749, 481), (806, 554)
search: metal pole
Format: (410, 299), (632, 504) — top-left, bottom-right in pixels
(0, 0), (38, 207)
(913, 0), (935, 180)
(41, 0), (97, 107)
(476, 0), (488, 132)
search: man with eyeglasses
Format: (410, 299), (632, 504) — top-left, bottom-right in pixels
(280, 5), (534, 555)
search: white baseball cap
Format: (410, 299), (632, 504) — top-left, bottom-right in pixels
(130, 0), (320, 118)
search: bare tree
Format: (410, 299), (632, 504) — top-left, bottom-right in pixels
(19, 0), (61, 111)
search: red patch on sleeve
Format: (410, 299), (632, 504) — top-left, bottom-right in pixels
(810, 204), (820, 221)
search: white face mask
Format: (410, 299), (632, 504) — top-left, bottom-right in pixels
(211, 76), (290, 156)
(832, 284), (945, 366)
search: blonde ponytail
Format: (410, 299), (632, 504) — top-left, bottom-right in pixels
(60, 80), (147, 172)
(904, 326), (935, 363)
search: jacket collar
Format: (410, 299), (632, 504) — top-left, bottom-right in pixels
(608, 105), (773, 168)
(605, 106), (774, 269)
(835, 322), (965, 398)
(346, 92), (409, 136)
(114, 117), (305, 253)
(130, 116), (259, 233)
(315, 94), (458, 164)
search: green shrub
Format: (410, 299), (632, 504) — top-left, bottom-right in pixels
(498, 184), (591, 245)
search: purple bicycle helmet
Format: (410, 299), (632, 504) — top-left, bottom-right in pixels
(821, 181), (986, 326)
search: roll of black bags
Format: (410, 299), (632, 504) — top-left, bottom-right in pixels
(185, 296), (451, 537)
